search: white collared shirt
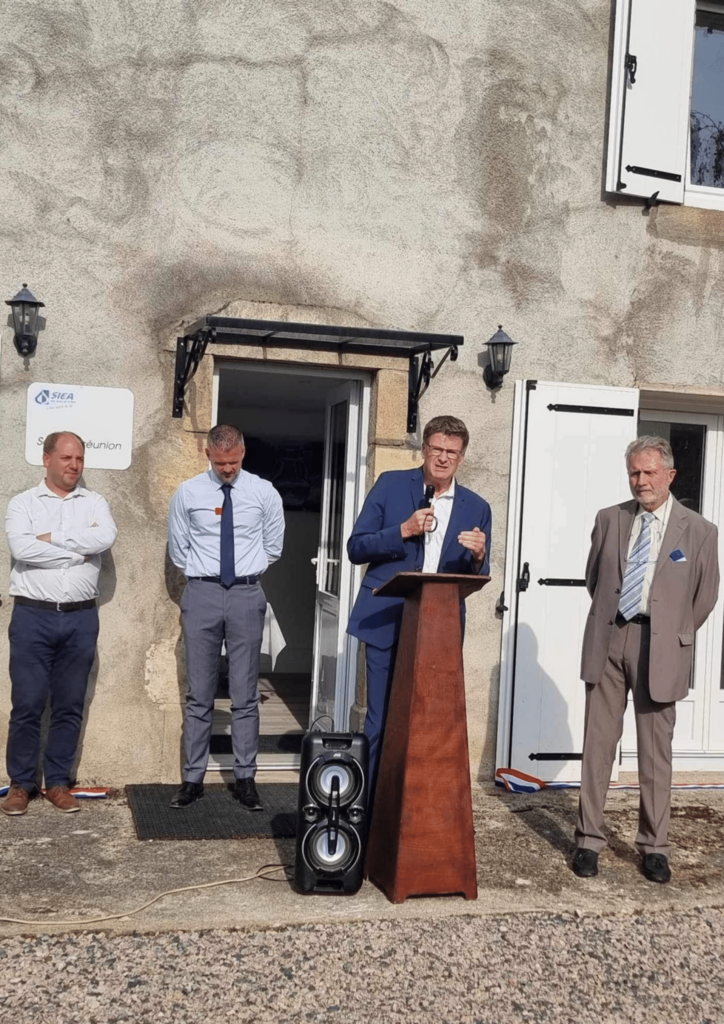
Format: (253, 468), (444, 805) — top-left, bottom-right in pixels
(5, 481), (118, 602)
(423, 478), (456, 573)
(625, 493), (672, 615)
(168, 469), (285, 579)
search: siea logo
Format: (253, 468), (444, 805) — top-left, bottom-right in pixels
(35, 389), (74, 406)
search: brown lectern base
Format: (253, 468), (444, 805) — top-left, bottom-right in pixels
(364, 572), (488, 904)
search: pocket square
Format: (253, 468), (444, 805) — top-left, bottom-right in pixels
(670, 549), (687, 563)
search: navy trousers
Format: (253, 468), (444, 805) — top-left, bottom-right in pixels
(363, 640), (399, 788)
(6, 603), (99, 791)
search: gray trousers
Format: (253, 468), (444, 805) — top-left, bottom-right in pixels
(576, 618), (676, 856)
(180, 579), (266, 783)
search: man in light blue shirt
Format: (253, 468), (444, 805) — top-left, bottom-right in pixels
(168, 424), (285, 810)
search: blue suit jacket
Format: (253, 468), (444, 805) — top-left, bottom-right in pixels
(346, 468), (492, 650)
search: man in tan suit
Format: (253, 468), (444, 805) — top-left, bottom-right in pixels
(574, 436), (719, 883)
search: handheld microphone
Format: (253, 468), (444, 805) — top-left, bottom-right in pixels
(423, 484), (438, 533)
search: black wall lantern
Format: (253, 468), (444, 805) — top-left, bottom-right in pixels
(483, 325), (516, 389)
(5, 284), (44, 357)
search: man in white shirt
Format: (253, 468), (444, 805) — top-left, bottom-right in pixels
(1, 432), (117, 816)
(168, 424), (285, 811)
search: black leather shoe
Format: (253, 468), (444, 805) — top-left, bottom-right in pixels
(572, 848), (599, 878)
(170, 782), (204, 808)
(233, 778), (263, 811)
(642, 853), (671, 883)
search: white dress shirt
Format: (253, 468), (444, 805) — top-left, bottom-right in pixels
(168, 469), (285, 578)
(423, 478), (456, 573)
(625, 493), (672, 615)
(5, 481), (118, 602)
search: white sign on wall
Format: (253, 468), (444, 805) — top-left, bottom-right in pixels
(26, 383), (135, 470)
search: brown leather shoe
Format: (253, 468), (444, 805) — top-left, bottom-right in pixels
(1, 784), (30, 816)
(44, 785), (81, 813)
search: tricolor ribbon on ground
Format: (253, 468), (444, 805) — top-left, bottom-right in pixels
(0, 786), (110, 798)
(494, 767), (724, 792)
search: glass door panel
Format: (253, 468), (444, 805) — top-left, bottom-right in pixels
(309, 382), (362, 731)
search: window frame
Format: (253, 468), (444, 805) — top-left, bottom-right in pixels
(685, 1), (724, 210)
(606, 0), (724, 210)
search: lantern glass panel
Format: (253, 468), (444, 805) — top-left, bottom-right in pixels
(13, 301), (40, 338)
(11, 303), (25, 337)
(489, 342), (508, 374)
(24, 303), (39, 336)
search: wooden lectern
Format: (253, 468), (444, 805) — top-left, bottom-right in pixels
(364, 571), (489, 904)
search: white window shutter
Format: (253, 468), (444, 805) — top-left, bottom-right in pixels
(606, 0), (696, 204)
(500, 381), (640, 783)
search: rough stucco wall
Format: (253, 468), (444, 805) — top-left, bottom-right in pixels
(2, 0), (724, 784)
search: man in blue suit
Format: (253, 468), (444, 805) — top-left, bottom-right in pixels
(346, 415), (491, 782)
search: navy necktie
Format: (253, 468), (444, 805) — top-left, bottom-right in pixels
(220, 483), (236, 588)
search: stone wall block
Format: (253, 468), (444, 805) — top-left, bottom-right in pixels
(370, 369), (409, 445)
(369, 445), (421, 482)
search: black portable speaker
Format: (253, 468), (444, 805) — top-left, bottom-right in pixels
(294, 732), (369, 895)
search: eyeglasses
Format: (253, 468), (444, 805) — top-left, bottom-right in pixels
(425, 445), (464, 462)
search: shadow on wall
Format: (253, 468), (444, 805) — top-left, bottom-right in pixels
(69, 650), (99, 788)
(4, 310), (47, 371)
(68, 550), (116, 784)
(164, 546), (188, 778)
(164, 546), (186, 607)
(97, 548), (117, 606)
(478, 622), (574, 789)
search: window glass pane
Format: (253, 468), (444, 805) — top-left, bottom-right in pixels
(324, 401), (347, 596)
(637, 421), (705, 513)
(690, 9), (724, 189)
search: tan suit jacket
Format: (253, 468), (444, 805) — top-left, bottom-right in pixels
(580, 496), (720, 702)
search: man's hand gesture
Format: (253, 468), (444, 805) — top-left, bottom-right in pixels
(458, 526), (486, 565)
(400, 509), (436, 539)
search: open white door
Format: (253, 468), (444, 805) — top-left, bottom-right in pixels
(309, 382), (363, 732)
(496, 381), (639, 782)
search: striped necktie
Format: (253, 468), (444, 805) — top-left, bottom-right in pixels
(618, 511), (655, 621)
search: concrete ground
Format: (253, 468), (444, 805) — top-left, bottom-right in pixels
(1, 779), (723, 937)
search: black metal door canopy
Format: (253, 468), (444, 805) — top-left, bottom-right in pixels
(172, 315), (462, 430)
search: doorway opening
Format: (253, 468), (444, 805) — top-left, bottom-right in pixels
(210, 361), (370, 769)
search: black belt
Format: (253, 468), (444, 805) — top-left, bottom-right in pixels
(616, 612), (650, 626)
(188, 575), (260, 586)
(14, 596), (96, 613)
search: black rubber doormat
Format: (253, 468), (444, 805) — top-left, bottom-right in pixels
(126, 783), (298, 841)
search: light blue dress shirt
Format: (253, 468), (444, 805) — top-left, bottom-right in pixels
(168, 469), (285, 578)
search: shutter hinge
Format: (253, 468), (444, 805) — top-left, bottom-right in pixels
(537, 578), (587, 587)
(625, 164), (681, 183)
(528, 752), (583, 762)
